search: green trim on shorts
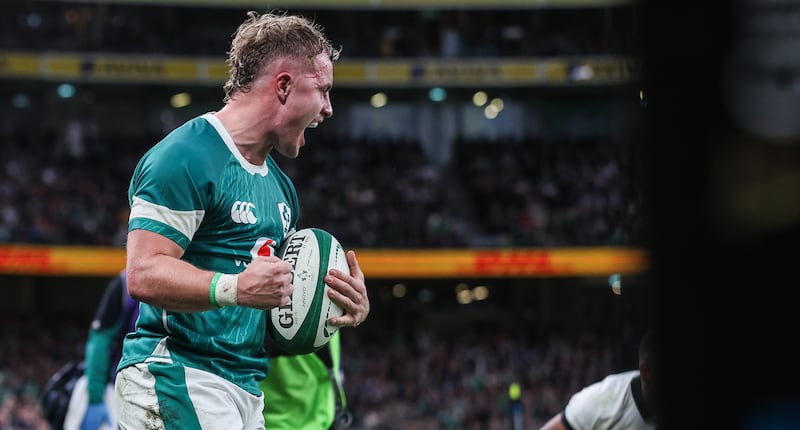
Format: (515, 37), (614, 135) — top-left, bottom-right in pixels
(149, 362), (203, 430)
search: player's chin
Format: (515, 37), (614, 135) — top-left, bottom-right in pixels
(277, 138), (303, 159)
(275, 145), (300, 159)
(293, 138), (305, 157)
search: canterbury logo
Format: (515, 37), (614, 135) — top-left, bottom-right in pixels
(231, 201), (258, 224)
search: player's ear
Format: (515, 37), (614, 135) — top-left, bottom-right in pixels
(639, 360), (651, 383)
(276, 73), (291, 102)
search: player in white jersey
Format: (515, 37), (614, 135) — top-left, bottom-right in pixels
(539, 330), (659, 430)
(115, 11), (370, 430)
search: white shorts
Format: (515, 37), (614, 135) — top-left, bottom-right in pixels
(63, 375), (117, 430)
(115, 362), (265, 430)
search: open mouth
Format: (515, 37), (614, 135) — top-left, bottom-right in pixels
(307, 121), (319, 129)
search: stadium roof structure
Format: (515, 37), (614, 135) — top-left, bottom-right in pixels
(34, 0), (634, 10)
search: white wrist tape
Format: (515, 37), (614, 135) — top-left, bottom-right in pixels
(210, 273), (239, 308)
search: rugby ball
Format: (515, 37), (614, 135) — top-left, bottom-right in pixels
(268, 228), (347, 355)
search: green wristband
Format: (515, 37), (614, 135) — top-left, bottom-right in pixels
(209, 272), (222, 308)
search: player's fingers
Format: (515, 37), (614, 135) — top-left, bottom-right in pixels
(326, 284), (365, 319)
(328, 253), (367, 297)
(273, 259), (293, 273)
(346, 250), (364, 280)
(324, 275), (355, 304)
(325, 270), (366, 304)
(253, 255), (282, 264)
(326, 278), (368, 328)
(326, 312), (356, 328)
(328, 313), (360, 328)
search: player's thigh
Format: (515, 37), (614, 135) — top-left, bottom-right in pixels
(183, 366), (265, 430)
(115, 362), (263, 430)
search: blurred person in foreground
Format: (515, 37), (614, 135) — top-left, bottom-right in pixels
(61, 270), (138, 430)
(115, 10), (369, 429)
(539, 330), (659, 430)
(262, 330), (352, 429)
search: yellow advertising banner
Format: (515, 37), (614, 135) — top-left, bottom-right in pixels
(0, 51), (635, 86)
(0, 245), (127, 277)
(0, 52), (39, 78)
(0, 245), (647, 279)
(356, 247), (647, 278)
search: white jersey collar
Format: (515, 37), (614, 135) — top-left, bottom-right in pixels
(201, 113), (268, 176)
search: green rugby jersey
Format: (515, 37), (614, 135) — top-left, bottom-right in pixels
(119, 113), (299, 395)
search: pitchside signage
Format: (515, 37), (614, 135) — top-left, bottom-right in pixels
(0, 52), (215, 84)
(0, 51), (636, 87)
(0, 245), (647, 278)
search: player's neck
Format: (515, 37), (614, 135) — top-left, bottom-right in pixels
(212, 108), (273, 165)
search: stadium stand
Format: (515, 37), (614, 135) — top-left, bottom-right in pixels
(0, 1), (659, 429)
(0, 130), (642, 248)
(0, 2), (636, 57)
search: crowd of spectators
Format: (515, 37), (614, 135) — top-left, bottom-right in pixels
(453, 136), (642, 247)
(343, 327), (634, 429)
(1, 1), (638, 59)
(0, 315), (85, 430)
(274, 136), (473, 249)
(0, 128), (146, 246)
(0, 313), (638, 430)
(0, 127), (641, 248)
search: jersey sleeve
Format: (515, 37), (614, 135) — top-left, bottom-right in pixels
(563, 378), (611, 429)
(128, 130), (224, 249)
(563, 372), (635, 430)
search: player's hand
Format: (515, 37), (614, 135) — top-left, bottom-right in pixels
(325, 250), (369, 328)
(236, 256), (294, 310)
(81, 403), (111, 430)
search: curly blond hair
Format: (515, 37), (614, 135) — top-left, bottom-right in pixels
(222, 11), (341, 102)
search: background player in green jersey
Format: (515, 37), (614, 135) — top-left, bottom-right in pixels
(262, 331), (352, 430)
(115, 10), (370, 430)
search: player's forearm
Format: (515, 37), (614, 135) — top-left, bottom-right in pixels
(126, 255), (221, 312)
(85, 327), (115, 404)
(538, 413), (569, 430)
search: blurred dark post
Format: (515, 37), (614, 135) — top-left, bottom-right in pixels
(642, 1), (800, 429)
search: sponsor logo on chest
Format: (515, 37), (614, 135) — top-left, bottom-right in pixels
(230, 201), (258, 224)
